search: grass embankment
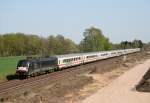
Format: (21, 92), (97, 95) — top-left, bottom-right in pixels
(0, 56), (25, 80)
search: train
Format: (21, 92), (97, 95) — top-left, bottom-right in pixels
(16, 48), (140, 77)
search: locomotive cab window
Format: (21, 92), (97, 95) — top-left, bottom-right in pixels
(17, 60), (29, 67)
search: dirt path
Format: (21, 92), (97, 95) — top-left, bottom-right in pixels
(82, 59), (150, 103)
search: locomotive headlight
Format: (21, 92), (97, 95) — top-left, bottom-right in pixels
(18, 67), (28, 72)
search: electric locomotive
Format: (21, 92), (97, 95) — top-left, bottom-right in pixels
(16, 57), (58, 77)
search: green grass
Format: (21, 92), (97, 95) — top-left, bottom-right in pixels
(0, 56), (26, 79)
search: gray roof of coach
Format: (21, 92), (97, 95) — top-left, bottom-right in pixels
(54, 50), (120, 59)
(54, 48), (137, 59)
(55, 53), (84, 58)
(55, 52), (96, 58)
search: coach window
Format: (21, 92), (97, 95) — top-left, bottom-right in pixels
(68, 59), (70, 62)
(63, 59), (67, 63)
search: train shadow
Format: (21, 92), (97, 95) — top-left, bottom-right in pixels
(6, 74), (18, 80)
(6, 74), (29, 80)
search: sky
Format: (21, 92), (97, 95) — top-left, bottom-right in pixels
(0, 0), (150, 43)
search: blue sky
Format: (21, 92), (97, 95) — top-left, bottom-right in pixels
(0, 0), (150, 43)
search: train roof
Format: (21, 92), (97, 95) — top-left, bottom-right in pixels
(22, 48), (139, 60)
(54, 48), (140, 59)
(54, 49), (124, 59)
(24, 56), (57, 61)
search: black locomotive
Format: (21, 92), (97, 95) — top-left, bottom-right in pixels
(16, 57), (58, 77)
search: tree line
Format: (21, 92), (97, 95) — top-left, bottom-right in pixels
(0, 33), (79, 56)
(0, 27), (143, 56)
(113, 40), (143, 50)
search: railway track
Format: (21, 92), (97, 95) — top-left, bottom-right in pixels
(0, 54), (134, 96)
(0, 62), (95, 95)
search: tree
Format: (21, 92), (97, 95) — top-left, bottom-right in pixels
(0, 35), (4, 56)
(79, 27), (112, 52)
(119, 39), (143, 49)
(120, 41), (128, 49)
(40, 37), (49, 55)
(132, 39), (143, 48)
(48, 35), (79, 55)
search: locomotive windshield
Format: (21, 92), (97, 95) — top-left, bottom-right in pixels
(17, 60), (29, 67)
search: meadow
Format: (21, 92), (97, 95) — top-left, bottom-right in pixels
(0, 56), (25, 79)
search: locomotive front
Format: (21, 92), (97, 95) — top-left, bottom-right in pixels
(16, 60), (30, 76)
